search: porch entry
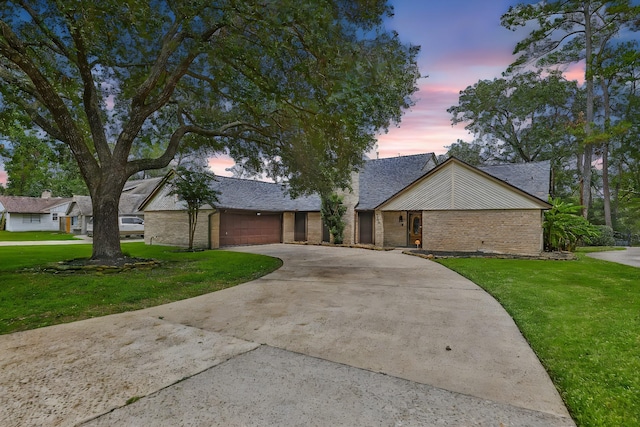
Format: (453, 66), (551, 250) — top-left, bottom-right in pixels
(359, 211), (374, 244)
(408, 212), (422, 248)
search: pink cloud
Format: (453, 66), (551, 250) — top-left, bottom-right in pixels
(0, 170), (6, 186)
(563, 61), (586, 84)
(208, 155), (235, 177)
(372, 81), (472, 159)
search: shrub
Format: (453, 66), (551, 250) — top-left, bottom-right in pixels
(589, 225), (616, 246)
(544, 198), (601, 251)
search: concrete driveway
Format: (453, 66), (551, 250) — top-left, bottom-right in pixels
(586, 246), (640, 267)
(0, 244), (574, 426)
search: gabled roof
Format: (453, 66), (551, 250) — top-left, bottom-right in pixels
(377, 157), (552, 211)
(122, 177), (163, 196)
(67, 194), (148, 216)
(479, 161), (551, 201)
(142, 174), (321, 212)
(0, 196), (72, 214)
(357, 153), (437, 210)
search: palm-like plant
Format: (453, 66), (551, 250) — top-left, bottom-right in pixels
(544, 198), (601, 251)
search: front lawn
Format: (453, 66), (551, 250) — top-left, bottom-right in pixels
(0, 230), (79, 241)
(438, 254), (640, 427)
(0, 243), (281, 334)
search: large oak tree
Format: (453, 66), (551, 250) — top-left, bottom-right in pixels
(0, 0), (419, 261)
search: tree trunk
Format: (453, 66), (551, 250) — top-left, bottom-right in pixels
(581, 1), (594, 219)
(602, 142), (612, 227)
(599, 75), (613, 227)
(90, 171), (127, 261)
(188, 208), (197, 250)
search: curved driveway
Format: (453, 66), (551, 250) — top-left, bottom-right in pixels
(586, 246), (640, 267)
(1, 244), (574, 426)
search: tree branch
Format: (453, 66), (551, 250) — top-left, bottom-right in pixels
(0, 19), (100, 181)
(68, 18), (111, 164)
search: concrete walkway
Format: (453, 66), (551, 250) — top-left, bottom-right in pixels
(0, 244), (574, 426)
(586, 246), (640, 268)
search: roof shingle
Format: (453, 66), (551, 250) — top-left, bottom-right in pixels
(0, 196), (72, 214)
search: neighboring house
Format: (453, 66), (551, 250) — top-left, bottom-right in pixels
(65, 177), (162, 234)
(0, 193), (72, 232)
(141, 154), (552, 256)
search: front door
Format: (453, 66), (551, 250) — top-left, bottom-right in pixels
(408, 212), (422, 248)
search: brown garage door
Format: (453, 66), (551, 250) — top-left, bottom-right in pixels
(219, 212), (282, 246)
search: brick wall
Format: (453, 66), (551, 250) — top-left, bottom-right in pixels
(144, 210), (213, 249)
(282, 212), (295, 243)
(423, 210), (544, 256)
(209, 212), (220, 249)
(307, 212), (323, 244)
(382, 211), (407, 247)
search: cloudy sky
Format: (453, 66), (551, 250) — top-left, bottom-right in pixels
(0, 0), (582, 186)
(208, 0), (565, 174)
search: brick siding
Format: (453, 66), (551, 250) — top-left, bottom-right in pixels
(144, 210), (213, 249)
(422, 210), (543, 256)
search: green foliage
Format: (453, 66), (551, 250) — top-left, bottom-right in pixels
(448, 70), (580, 164)
(501, 0), (640, 219)
(0, 0), (420, 260)
(544, 198), (601, 251)
(0, 243), (282, 334)
(168, 166), (219, 250)
(441, 140), (486, 166)
(0, 231), (78, 241)
(320, 193), (347, 244)
(0, 129), (87, 197)
(590, 225), (616, 247)
(438, 255), (640, 426)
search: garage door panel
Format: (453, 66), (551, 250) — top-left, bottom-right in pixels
(220, 212), (282, 246)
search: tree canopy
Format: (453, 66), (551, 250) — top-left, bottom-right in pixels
(0, 0), (420, 260)
(448, 70), (580, 163)
(501, 0), (640, 218)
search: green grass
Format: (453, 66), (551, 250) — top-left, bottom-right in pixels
(575, 246), (627, 253)
(0, 243), (282, 335)
(0, 230), (79, 241)
(437, 255), (640, 427)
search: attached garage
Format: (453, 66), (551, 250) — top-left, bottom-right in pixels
(141, 174), (322, 249)
(219, 211), (282, 246)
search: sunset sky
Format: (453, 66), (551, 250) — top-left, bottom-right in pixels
(0, 0), (584, 186)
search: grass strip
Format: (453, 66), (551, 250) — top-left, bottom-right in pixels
(437, 253), (640, 427)
(0, 231), (80, 241)
(0, 243), (281, 334)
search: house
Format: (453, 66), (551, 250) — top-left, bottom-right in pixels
(0, 193), (72, 232)
(65, 177), (162, 234)
(352, 156), (552, 256)
(141, 154), (552, 256)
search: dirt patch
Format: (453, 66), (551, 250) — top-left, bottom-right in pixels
(29, 257), (162, 274)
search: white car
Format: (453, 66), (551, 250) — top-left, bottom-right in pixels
(87, 216), (144, 237)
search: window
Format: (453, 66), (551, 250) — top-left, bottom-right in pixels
(22, 214), (41, 223)
(52, 213), (58, 221)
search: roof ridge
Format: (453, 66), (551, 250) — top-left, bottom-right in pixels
(366, 153), (432, 163)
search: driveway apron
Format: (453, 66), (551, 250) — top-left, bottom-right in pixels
(586, 246), (640, 267)
(1, 244), (574, 426)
